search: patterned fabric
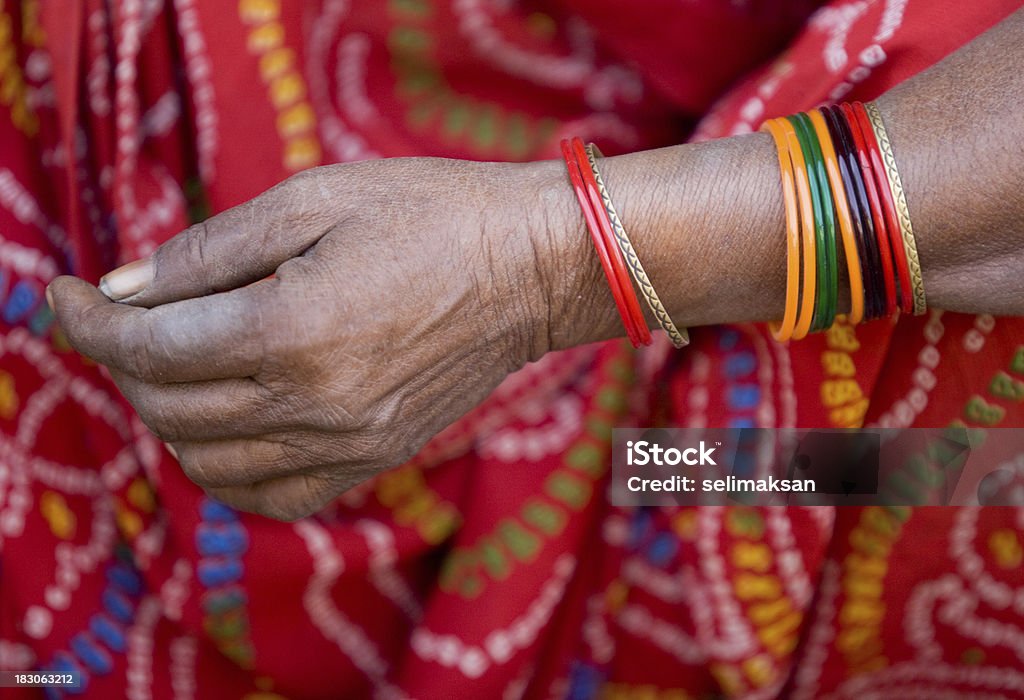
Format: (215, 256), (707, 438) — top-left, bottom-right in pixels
(1, 0), (1023, 698)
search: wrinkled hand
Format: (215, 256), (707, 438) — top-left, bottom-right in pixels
(49, 158), (584, 520)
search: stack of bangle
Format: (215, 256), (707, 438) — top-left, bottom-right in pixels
(560, 137), (689, 349)
(762, 101), (926, 342)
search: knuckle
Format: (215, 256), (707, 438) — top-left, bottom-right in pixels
(268, 441), (310, 472)
(259, 488), (315, 522)
(349, 420), (411, 469)
(297, 395), (360, 433)
(132, 402), (176, 442)
(283, 166), (319, 191)
(279, 165), (338, 202)
(257, 294), (295, 363)
(272, 434), (339, 472)
(58, 304), (107, 361)
(179, 454), (219, 488)
(260, 503), (308, 523)
(182, 221), (217, 292)
(116, 386), (185, 442)
(344, 432), (381, 465)
(328, 465), (378, 495)
(356, 400), (418, 466)
(119, 315), (164, 383)
(57, 316), (88, 355)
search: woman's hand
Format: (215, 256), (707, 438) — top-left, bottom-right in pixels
(48, 158), (586, 521)
(49, 9), (1024, 522)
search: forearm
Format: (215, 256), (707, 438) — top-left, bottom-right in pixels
(533, 8), (1024, 352)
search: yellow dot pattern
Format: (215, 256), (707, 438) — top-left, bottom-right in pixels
(239, 0), (321, 172)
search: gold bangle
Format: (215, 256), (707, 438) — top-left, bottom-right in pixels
(585, 144), (690, 348)
(864, 101), (926, 315)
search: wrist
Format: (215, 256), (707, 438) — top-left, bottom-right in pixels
(514, 132), (804, 360)
(521, 158), (622, 354)
(526, 135), (792, 353)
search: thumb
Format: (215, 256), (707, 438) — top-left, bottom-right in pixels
(99, 170), (337, 307)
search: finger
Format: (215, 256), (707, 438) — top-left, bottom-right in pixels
(97, 170), (339, 306)
(170, 434), (378, 489)
(204, 472), (344, 522)
(110, 370), (290, 442)
(48, 275), (272, 383)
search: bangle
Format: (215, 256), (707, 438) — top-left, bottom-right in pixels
(790, 113), (837, 332)
(584, 144), (689, 348)
(760, 119), (802, 342)
(809, 108), (865, 325)
(822, 105), (875, 319)
(826, 105), (885, 320)
(799, 112), (840, 330)
(863, 101), (926, 315)
(560, 139), (645, 347)
(570, 138), (652, 346)
(763, 102), (923, 334)
(778, 118), (818, 341)
(842, 102), (898, 316)
(852, 101), (913, 315)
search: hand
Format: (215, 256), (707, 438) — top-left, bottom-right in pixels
(48, 157), (583, 521)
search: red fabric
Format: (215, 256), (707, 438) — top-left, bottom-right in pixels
(1, 1), (1023, 698)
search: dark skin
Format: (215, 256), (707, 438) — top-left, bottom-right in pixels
(48, 10), (1024, 521)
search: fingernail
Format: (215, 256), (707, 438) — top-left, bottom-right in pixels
(45, 285), (55, 312)
(99, 258), (153, 301)
(166, 443), (178, 460)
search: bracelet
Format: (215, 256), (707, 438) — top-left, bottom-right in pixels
(560, 139), (644, 347)
(810, 108), (865, 325)
(778, 117), (819, 341)
(852, 101), (914, 315)
(863, 101), (926, 315)
(584, 144), (689, 348)
(826, 105), (884, 320)
(561, 138), (652, 347)
(842, 102), (898, 316)
(760, 118), (802, 342)
(789, 113), (837, 332)
(800, 112), (840, 331)
(762, 102), (926, 337)
(571, 138), (652, 346)
(567, 100), (925, 346)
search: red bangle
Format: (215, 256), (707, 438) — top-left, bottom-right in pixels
(851, 101), (913, 314)
(571, 138), (651, 346)
(842, 102), (898, 316)
(560, 139), (649, 346)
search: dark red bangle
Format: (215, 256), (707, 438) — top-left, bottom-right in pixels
(825, 105), (883, 320)
(571, 137), (651, 346)
(851, 101), (913, 314)
(842, 102), (898, 316)
(560, 139), (648, 346)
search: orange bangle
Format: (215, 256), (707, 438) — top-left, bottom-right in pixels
(778, 118), (817, 340)
(761, 119), (801, 342)
(809, 109), (865, 324)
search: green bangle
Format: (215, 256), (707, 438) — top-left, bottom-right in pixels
(787, 115), (827, 331)
(800, 111), (839, 330)
(791, 113), (839, 330)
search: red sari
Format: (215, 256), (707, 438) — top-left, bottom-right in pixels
(1, 0), (1023, 697)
